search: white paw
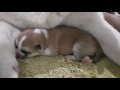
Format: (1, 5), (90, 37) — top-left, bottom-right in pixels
(65, 55), (76, 61)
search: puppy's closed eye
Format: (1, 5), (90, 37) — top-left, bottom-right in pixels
(21, 49), (31, 55)
(35, 45), (41, 50)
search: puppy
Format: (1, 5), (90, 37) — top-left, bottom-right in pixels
(15, 26), (103, 63)
(104, 12), (120, 32)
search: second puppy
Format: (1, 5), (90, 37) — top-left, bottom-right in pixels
(15, 26), (103, 63)
(104, 12), (120, 32)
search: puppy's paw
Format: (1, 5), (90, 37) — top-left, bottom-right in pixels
(65, 55), (76, 61)
(43, 48), (58, 56)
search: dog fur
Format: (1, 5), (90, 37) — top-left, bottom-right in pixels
(0, 12), (120, 78)
(0, 21), (21, 78)
(104, 12), (120, 32)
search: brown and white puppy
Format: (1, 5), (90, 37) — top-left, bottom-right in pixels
(15, 26), (103, 63)
(104, 12), (120, 32)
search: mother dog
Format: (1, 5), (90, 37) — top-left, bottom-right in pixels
(0, 12), (120, 78)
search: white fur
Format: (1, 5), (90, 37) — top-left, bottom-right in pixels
(42, 48), (52, 56)
(34, 29), (41, 33)
(0, 12), (120, 78)
(34, 28), (48, 39)
(73, 41), (82, 60)
(114, 12), (119, 16)
(65, 55), (76, 61)
(18, 35), (26, 51)
(0, 12), (70, 29)
(40, 29), (48, 39)
(22, 47), (31, 52)
(0, 21), (21, 78)
(27, 52), (40, 58)
(27, 48), (52, 57)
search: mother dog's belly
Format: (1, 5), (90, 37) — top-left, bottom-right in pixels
(0, 12), (70, 30)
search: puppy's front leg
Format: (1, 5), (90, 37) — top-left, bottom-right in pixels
(65, 55), (76, 61)
(43, 48), (58, 56)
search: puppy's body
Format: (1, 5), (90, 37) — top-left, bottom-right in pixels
(16, 26), (103, 63)
(49, 26), (103, 62)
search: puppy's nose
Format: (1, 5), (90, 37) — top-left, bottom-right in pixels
(16, 53), (26, 59)
(16, 53), (20, 58)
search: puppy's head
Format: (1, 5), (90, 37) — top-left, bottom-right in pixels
(15, 28), (49, 59)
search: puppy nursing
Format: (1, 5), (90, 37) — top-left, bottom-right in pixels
(15, 26), (103, 63)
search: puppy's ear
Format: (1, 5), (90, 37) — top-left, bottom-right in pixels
(17, 29), (33, 41)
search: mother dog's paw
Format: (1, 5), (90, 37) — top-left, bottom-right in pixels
(0, 61), (19, 78)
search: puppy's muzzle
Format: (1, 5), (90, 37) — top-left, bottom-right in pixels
(16, 52), (26, 59)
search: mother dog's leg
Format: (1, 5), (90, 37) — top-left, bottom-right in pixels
(0, 21), (20, 78)
(62, 12), (120, 65)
